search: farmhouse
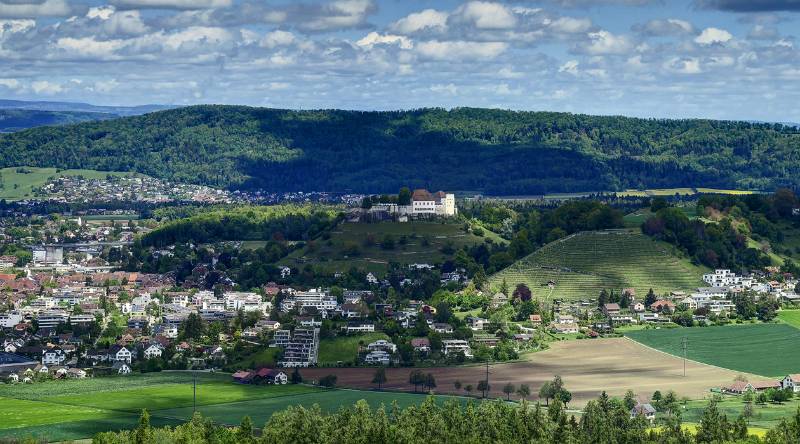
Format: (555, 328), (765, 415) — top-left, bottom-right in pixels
(781, 374), (800, 393)
(630, 403), (656, 423)
(725, 380), (781, 394)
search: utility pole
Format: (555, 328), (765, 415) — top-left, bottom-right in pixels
(485, 358), (490, 398)
(681, 337), (688, 377)
(193, 372), (197, 414)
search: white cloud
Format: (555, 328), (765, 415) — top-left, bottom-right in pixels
(416, 40), (507, 60)
(110, 0), (232, 10)
(581, 30), (634, 55)
(94, 79), (120, 93)
(0, 0), (71, 18)
(634, 18), (694, 36)
(451, 1), (517, 30)
(559, 60), (580, 75)
(31, 80), (63, 94)
(300, 0), (375, 32)
(665, 57), (701, 74)
(87, 6), (115, 20)
(56, 37), (124, 59)
(548, 17), (592, 34)
(695, 27), (733, 45)
(356, 32), (412, 50)
(430, 83), (458, 95)
(390, 9), (448, 34)
(260, 30), (296, 49)
(0, 78), (20, 90)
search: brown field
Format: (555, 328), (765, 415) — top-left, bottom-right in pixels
(300, 338), (752, 406)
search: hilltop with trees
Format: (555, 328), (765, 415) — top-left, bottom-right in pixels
(2, 105), (799, 194)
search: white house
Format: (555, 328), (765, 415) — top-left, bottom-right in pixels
(782, 374), (800, 393)
(410, 189), (456, 216)
(364, 350), (391, 365)
(442, 339), (473, 358)
(143, 344), (163, 359)
(110, 346), (132, 363)
(367, 339), (397, 353)
(112, 361), (132, 374)
(42, 349), (66, 365)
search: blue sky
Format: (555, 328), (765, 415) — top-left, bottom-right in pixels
(1, 0), (799, 121)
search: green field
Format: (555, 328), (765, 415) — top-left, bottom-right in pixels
(318, 332), (389, 365)
(0, 372), (462, 442)
(489, 230), (707, 302)
(778, 310), (800, 329)
(682, 396), (800, 430)
(281, 221), (499, 274)
(0, 166), (136, 200)
(626, 323), (800, 377)
(159, 389), (466, 427)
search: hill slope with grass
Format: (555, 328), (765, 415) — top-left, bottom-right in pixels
(2, 105), (799, 194)
(489, 230), (706, 301)
(280, 221), (500, 274)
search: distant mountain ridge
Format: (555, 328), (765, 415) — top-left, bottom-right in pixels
(0, 99), (173, 116)
(1, 105), (799, 195)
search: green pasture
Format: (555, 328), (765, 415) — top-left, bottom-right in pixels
(0, 166), (135, 200)
(281, 221), (495, 274)
(626, 323), (800, 378)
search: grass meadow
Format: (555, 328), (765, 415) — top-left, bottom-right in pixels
(626, 323), (800, 378)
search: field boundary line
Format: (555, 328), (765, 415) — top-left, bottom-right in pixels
(622, 336), (768, 379)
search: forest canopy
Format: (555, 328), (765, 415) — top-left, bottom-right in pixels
(2, 105), (799, 195)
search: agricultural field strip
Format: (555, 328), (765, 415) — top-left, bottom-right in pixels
(0, 382), (321, 430)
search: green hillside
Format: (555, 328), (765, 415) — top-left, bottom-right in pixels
(489, 230), (706, 302)
(281, 221), (500, 274)
(1, 105), (799, 194)
(0, 166), (136, 200)
(0, 109), (115, 133)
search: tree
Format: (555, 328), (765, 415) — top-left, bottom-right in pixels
(319, 374), (337, 388)
(134, 409), (153, 444)
(425, 373), (437, 392)
(454, 380), (462, 391)
(652, 390), (663, 405)
(409, 370), (425, 392)
(512, 283), (532, 302)
(539, 381), (554, 406)
(291, 367), (303, 384)
(695, 400), (729, 443)
(237, 416), (254, 443)
(477, 380), (490, 398)
(516, 384), (530, 401)
(398, 187), (411, 206)
(623, 390), (637, 410)
(757, 392), (768, 405)
(372, 367), (387, 390)
(180, 312), (206, 341)
(556, 389), (572, 407)
(503, 383), (515, 400)
(645, 288), (657, 307)
(464, 384), (474, 397)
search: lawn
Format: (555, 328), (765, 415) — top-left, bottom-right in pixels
(778, 310), (800, 329)
(318, 332), (389, 365)
(44, 381), (317, 412)
(280, 221), (496, 274)
(489, 230), (707, 302)
(626, 323), (800, 377)
(0, 166), (135, 200)
(0, 370), (465, 443)
(158, 389), (468, 427)
(230, 347), (282, 369)
(0, 397), (115, 429)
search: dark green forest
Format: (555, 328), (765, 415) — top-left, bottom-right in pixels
(2, 106), (799, 194)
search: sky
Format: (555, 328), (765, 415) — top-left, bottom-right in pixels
(1, 0), (799, 121)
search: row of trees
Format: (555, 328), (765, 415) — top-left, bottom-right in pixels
(92, 392), (800, 444)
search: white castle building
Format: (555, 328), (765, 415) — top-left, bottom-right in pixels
(410, 189), (456, 216)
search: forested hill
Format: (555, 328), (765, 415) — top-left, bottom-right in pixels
(1, 105), (799, 195)
(0, 109), (116, 133)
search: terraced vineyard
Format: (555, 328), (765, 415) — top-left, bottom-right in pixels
(489, 230), (706, 302)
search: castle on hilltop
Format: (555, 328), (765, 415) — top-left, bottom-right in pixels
(410, 189), (456, 216)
